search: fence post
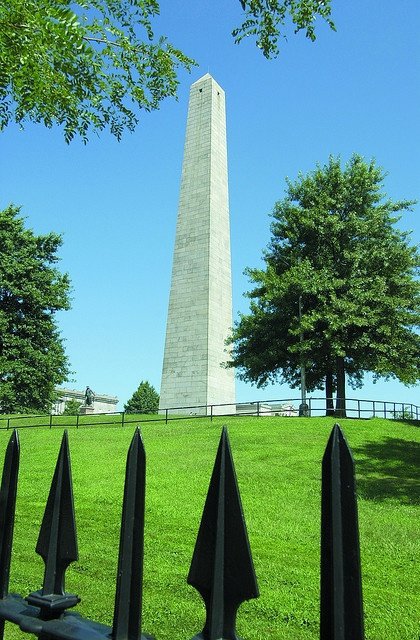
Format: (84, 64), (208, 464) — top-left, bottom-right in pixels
(122, 412), (125, 428)
(373, 401), (376, 418)
(187, 427), (259, 639)
(308, 397), (312, 417)
(321, 424), (364, 638)
(26, 432), (79, 617)
(6, 418), (9, 431)
(49, 414), (53, 429)
(210, 405), (213, 422)
(256, 402), (260, 417)
(112, 429), (149, 640)
(357, 400), (361, 420)
(76, 413), (79, 429)
(384, 402), (386, 420)
(0, 429), (20, 632)
(165, 408), (168, 425)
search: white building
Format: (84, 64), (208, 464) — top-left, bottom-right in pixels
(53, 388), (118, 414)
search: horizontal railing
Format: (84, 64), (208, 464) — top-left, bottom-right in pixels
(304, 397), (420, 420)
(0, 396), (418, 430)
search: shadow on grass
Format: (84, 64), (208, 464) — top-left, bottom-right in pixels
(392, 418), (420, 428)
(353, 437), (420, 506)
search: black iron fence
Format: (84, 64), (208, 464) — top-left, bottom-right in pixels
(302, 397), (420, 420)
(0, 423), (364, 640)
(0, 396), (418, 431)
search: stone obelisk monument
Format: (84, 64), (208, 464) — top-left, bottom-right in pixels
(159, 74), (236, 415)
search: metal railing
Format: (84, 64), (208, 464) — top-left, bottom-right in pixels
(0, 423), (364, 640)
(0, 396), (418, 431)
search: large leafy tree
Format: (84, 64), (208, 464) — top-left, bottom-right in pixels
(0, 205), (71, 413)
(0, 0), (334, 142)
(124, 380), (159, 414)
(228, 155), (420, 416)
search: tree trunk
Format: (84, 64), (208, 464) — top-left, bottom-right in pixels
(325, 371), (334, 416)
(335, 356), (347, 417)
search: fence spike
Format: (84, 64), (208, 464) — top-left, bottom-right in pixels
(112, 428), (153, 640)
(321, 424), (364, 640)
(27, 430), (79, 617)
(0, 431), (20, 640)
(0, 430), (20, 598)
(188, 426), (259, 640)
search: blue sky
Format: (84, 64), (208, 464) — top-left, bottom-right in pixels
(1, 1), (419, 410)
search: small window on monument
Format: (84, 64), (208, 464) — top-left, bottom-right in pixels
(199, 88), (203, 93)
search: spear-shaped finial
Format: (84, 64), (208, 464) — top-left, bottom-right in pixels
(0, 430), (20, 598)
(0, 430), (20, 640)
(188, 427), (259, 640)
(321, 424), (364, 640)
(112, 428), (153, 640)
(27, 431), (80, 618)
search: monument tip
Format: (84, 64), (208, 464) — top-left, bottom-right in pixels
(192, 72), (216, 85)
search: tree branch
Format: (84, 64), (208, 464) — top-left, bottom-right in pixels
(82, 35), (124, 49)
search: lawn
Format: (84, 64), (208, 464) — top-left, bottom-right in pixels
(0, 416), (418, 640)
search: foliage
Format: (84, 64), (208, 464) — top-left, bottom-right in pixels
(124, 379), (159, 414)
(0, 417), (418, 640)
(235, 0), (336, 58)
(0, 1), (335, 142)
(392, 408), (415, 421)
(62, 399), (82, 415)
(0, 205), (71, 413)
(228, 155), (420, 415)
(0, 0), (195, 142)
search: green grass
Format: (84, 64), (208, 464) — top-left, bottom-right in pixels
(0, 416), (418, 640)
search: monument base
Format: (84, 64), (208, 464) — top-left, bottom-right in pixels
(79, 406), (94, 415)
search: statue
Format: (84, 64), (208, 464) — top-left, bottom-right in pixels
(85, 386), (94, 407)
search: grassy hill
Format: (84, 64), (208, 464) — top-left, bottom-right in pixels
(0, 416), (418, 640)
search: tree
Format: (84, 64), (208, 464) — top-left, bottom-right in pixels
(124, 380), (159, 414)
(228, 155), (420, 416)
(0, 0), (195, 142)
(0, 205), (71, 413)
(0, 1), (334, 142)
(62, 399), (82, 415)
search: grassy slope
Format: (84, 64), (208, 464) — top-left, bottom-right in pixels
(0, 416), (418, 640)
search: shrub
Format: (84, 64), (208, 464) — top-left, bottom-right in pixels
(62, 399), (82, 415)
(124, 381), (159, 414)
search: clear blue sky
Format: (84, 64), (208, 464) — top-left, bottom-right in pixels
(1, 1), (419, 410)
